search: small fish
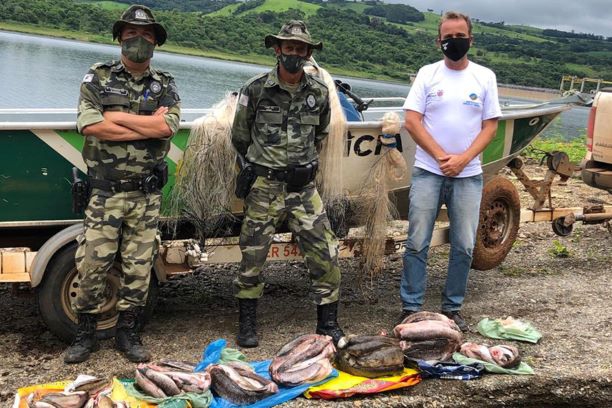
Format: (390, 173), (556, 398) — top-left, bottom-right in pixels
(38, 391), (89, 408)
(135, 369), (167, 398)
(208, 363), (278, 404)
(460, 342), (522, 368)
(269, 334), (336, 386)
(139, 366), (181, 396)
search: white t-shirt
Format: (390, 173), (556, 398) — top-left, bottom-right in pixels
(403, 60), (502, 177)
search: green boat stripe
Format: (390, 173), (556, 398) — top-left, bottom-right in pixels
(32, 129), (86, 172)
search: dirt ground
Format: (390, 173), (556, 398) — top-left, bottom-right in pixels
(1, 163), (611, 407)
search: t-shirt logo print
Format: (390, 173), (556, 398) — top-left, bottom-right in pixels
(469, 93), (478, 100)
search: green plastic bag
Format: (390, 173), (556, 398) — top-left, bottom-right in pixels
(477, 317), (542, 344)
(453, 353), (534, 375)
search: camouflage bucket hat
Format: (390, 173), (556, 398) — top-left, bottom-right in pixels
(112, 4), (167, 46)
(264, 20), (322, 50)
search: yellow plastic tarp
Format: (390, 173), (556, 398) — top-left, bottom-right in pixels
(14, 381), (71, 408)
(304, 368), (421, 399)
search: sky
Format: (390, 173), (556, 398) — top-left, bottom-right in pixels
(387, 0), (612, 38)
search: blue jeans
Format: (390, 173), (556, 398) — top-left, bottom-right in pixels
(400, 167), (483, 312)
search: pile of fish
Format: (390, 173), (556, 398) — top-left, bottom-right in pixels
(459, 342), (522, 368)
(336, 335), (405, 378)
(394, 311), (463, 361)
(269, 334), (336, 386)
(207, 361), (279, 404)
(134, 360), (211, 397)
(26, 377), (112, 408)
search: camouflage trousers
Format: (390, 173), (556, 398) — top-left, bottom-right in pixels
(234, 177), (341, 305)
(72, 190), (161, 313)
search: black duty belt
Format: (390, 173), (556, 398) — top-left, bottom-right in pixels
(252, 161), (319, 193)
(253, 164), (290, 182)
(89, 178), (147, 193)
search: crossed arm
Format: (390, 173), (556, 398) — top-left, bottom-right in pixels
(404, 110), (498, 177)
(82, 107), (172, 141)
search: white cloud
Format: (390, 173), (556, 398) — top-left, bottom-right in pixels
(386, 0), (612, 37)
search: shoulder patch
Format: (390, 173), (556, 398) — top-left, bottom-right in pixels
(242, 72), (269, 89)
(82, 73), (94, 83)
(239, 93), (249, 107)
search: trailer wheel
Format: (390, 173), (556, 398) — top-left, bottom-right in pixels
(37, 242), (159, 343)
(472, 176), (521, 271)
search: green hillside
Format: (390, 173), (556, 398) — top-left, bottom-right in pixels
(2, 0), (611, 88)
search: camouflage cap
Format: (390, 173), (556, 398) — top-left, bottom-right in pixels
(112, 4), (167, 46)
(264, 20), (322, 50)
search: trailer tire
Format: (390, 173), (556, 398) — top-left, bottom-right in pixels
(472, 176), (521, 271)
(37, 242), (159, 343)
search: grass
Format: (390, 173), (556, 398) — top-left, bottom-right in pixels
(522, 137), (586, 163)
(211, 0), (320, 17)
(78, 0), (126, 11)
(548, 239), (570, 258)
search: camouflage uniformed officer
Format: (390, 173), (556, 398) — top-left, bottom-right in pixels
(64, 4), (180, 364)
(231, 20), (346, 348)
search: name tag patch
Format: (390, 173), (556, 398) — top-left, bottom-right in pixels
(258, 105), (281, 113)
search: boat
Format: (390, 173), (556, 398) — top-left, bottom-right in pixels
(0, 98), (573, 230)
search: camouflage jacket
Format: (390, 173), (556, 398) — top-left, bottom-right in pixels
(231, 66), (330, 169)
(77, 60), (181, 181)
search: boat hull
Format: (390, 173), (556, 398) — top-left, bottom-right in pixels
(0, 105), (569, 226)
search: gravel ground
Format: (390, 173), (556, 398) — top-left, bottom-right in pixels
(1, 164), (611, 407)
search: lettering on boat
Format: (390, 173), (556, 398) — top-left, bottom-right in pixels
(346, 131), (403, 157)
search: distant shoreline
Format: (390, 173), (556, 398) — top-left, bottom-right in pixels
(498, 85), (559, 101)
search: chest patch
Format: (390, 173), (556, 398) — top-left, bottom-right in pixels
(150, 81), (162, 94)
(259, 105), (281, 113)
(306, 94), (316, 109)
(104, 86), (128, 96)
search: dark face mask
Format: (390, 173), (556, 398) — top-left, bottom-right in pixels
(440, 37), (470, 61)
(121, 36), (155, 63)
(278, 53), (306, 74)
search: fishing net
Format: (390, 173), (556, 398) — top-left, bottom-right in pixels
(167, 92), (239, 239)
(304, 61), (350, 237)
(358, 112), (406, 281)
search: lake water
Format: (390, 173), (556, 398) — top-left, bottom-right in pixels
(0, 30), (587, 139)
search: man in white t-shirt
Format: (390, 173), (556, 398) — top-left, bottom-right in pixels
(399, 11), (502, 331)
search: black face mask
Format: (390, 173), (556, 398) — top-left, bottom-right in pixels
(278, 53), (306, 74)
(440, 37), (470, 61)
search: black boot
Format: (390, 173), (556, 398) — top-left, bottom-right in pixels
(316, 301), (347, 348)
(115, 307), (151, 363)
(237, 298), (258, 348)
(64, 313), (99, 364)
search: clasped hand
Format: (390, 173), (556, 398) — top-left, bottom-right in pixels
(438, 154), (469, 177)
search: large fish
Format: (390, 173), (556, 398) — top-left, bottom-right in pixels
(394, 312), (462, 362)
(400, 337), (460, 362)
(269, 334), (336, 386)
(460, 342), (522, 368)
(336, 335), (404, 378)
(208, 361), (278, 404)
